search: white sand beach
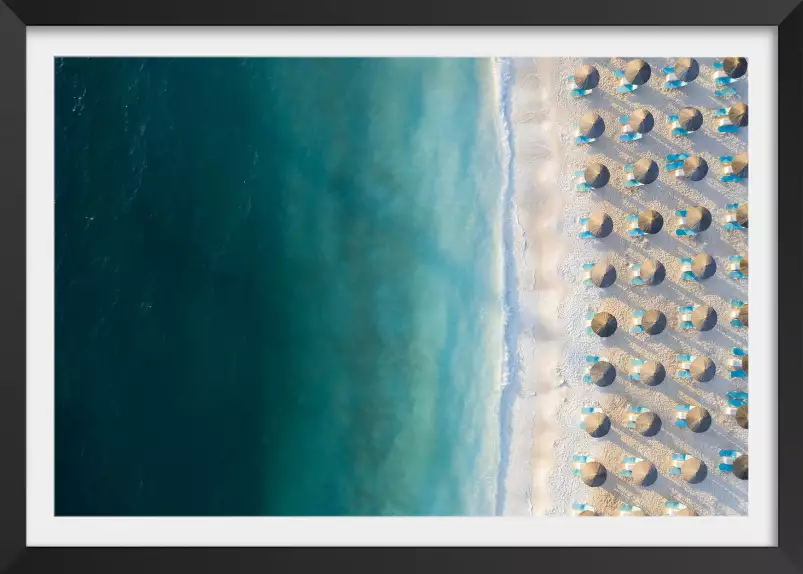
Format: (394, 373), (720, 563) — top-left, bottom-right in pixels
(505, 57), (748, 516)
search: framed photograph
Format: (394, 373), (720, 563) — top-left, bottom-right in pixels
(0, 1), (800, 572)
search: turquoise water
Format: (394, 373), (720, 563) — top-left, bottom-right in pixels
(55, 58), (505, 515)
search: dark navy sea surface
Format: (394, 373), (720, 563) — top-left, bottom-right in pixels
(55, 58), (505, 515)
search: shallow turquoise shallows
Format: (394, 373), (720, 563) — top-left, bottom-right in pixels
(55, 58), (504, 516)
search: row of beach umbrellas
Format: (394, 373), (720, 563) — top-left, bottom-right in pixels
(587, 252), (730, 288)
(579, 104), (747, 138)
(583, 204), (748, 237)
(582, 153), (748, 188)
(587, 355), (727, 389)
(589, 305), (718, 336)
(572, 57), (747, 90)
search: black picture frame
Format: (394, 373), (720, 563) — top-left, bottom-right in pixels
(0, 2), (800, 572)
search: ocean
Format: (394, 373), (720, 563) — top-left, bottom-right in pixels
(55, 58), (508, 516)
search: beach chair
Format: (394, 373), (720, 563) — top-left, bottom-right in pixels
(567, 75), (593, 98)
(712, 107), (743, 133)
(727, 255), (746, 279)
(725, 391), (748, 415)
(618, 503), (644, 516)
(679, 257), (696, 281)
(582, 355), (608, 383)
(668, 452), (694, 476)
(718, 449), (743, 473)
(581, 263), (596, 285)
(577, 216), (596, 239)
(617, 115), (643, 143)
(571, 454), (596, 477)
(729, 347), (748, 378)
(613, 69), (641, 93)
(674, 404), (692, 428)
(661, 65), (690, 89)
(629, 263), (645, 286)
(676, 353), (695, 378)
(729, 299), (746, 327)
(665, 152), (690, 173)
(678, 305), (695, 330)
(674, 211), (698, 238)
(628, 359), (644, 381)
(712, 61), (745, 96)
(573, 125), (599, 145)
(574, 170), (595, 192)
(579, 406), (603, 428)
(622, 163), (644, 188)
(625, 213), (645, 237)
(625, 405), (650, 429)
(664, 501), (692, 516)
(724, 202), (747, 230)
(571, 502), (596, 515)
(584, 313), (596, 335)
(719, 155), (745, 183)
(630, 310), (646, 334)
(619, 455), (644, 478)
(667, 114), (690, 137)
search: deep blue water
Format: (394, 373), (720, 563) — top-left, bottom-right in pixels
(55, 58), (504, 516)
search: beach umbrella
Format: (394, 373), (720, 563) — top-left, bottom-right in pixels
(638, 209), (664, 234)
(574, 64), (600, 90)
(589, 360), (616, 387)
(579, 510), (597, 516)
(739, 253), (749, 277)
(625, 59), (652, 85)
(738, 304), (748, 327)
(732, 455), (748, 480)
(691, 253), (716, 280)
(742, 354), (749, 374)
(642, 310), (667, 335)
(690, 356), (716, 382)
(636, 411), (662, 436)
(691, 305), (717, 331)
(677, 507), (697, 516)
(731, 152), (748, 178)
(736, 404), (748, 429)
(632, 460), (657, 487)
(736, 203), (749, 227)
(728, 102), (748, 127)
(686, 406), (712, 433)
(585, 412), (611, 438)
(628, 109), (655, 134)
(640, 360), (665, 387)
(681, 458), (707, 484)
(674, 57), (700, 82)
(685, 206), (712, 232)
(588, 212), (613, 238)
(591, 312), (617, 338)
(590, 262), (617, 288)
(682, 156), (709, 181)
(581, 461), (607, 487)
(678, 107), (703, 132)
(634, 158), (659, 185)
(580, 112), (606, 139)
(640, 259), (666, 286)
(723, 57), (748, 79)
(584, 162), (610, 188)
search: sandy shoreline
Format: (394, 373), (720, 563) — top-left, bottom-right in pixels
(505, 57), (748, 516)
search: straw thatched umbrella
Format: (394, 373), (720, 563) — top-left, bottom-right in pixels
(584, 162), (610, 188)
(691, 253), (716, 280)
(731, 152), (748, 178)
(640, 360), (665, 387)
(742, 354), (749, 374)
(579, 510), (597, 516)
(589, 360), (616, 387)
(691, 305), (717, 331)
(591, 312), (617, 338)
(581, 461), (607, 487)
(681, 458), (707, 484)
(636, 411), (662, 436)
(739, 253), (749, 277)
(686, 406), (712, 433)
(585, 412), (611, 438)
(723, 57), (748, 79)
(580, 112), (606, 139)
(738, 304), (749, 327)
(682, 156), (709, 181)
(632, 460), (657, 487)
(728, 102), (748, 127)
(625, 59), (652, 85)
(590, 262), (617, 288)
(674, 57), (700, 82)
(685, 206), (712, 232)
(574, 64), (600, 90)
(690, 356), (716, 382)
(736, 404), (748, 429)
(628, 109), (655, 133)
(633, 158), (659, 185)
(677, 507), (697, 516)
(732, 455), (748, 480)
(588, 212), (613, 238)
(736, 203), (749, 227)
(638, 209), (663, 234)
(678, 107), (703, 132)
(640, 259), (665, 286)
(642, 310), (667, 335)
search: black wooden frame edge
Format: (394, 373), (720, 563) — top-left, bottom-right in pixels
(0, 5), (800, 574)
